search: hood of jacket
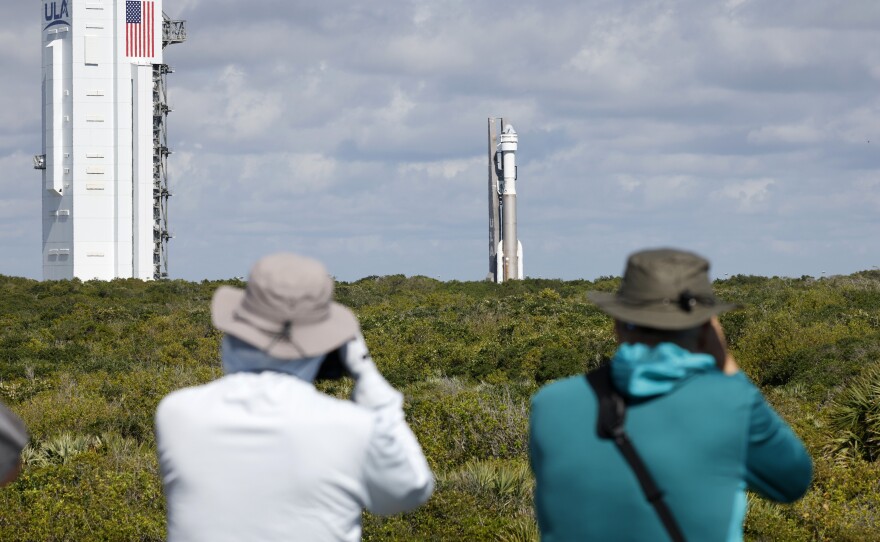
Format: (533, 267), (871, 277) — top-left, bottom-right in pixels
(610, 342), (717, 399)
(221, 335), (325, 382)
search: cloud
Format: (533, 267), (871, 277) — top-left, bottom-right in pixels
(398, 157), (482, 181)
(713, 178), (775, 212)
(242, 152), (339, 195)
(1, 0), (879, 281)
(748, 123), (825, 145)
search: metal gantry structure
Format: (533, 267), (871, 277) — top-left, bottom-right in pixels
(487, 118), (501, 282)
(153, 14), (186, 279)
(37, 1), (187, 281)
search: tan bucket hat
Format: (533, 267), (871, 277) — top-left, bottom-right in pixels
(212, 253), (360, 359)
(588, 248), (737, 330)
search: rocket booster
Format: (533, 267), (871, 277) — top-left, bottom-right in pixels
(493, 123), (523, 282)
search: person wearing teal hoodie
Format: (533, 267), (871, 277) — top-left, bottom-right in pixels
(529, 249), (812, 542)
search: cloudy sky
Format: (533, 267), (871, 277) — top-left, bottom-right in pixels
(2, 0), (879, 281)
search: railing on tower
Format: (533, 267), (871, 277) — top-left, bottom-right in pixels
(152, 14), (186, 279)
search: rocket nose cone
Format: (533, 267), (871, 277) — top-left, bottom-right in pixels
(504, 124), (516, 135)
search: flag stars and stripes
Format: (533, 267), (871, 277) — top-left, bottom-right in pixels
(126, 1), (154, 58)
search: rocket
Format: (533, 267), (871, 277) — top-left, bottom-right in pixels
(36, 0), (185, 280)
(487, 118), (523, 283)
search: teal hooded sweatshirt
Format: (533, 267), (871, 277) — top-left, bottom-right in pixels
(529, 343), (812, 542)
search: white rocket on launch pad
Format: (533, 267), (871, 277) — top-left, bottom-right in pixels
(487, 118), (523, 283)
(35, 0), (185, 280)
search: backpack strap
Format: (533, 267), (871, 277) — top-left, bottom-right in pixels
(586, 365), (687, 542)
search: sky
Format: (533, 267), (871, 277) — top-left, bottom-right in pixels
(2, 0), (879, 282)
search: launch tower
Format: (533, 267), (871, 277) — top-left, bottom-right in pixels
(35, 0), (186, 280)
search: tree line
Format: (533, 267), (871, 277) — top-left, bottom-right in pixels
(0, 271), (878, 540)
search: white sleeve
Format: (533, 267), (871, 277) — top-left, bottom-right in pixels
(353, 369), (434, 515)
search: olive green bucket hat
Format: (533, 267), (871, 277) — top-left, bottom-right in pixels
(588, 248), (737, 330)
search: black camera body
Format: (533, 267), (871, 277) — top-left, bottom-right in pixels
(315, 344), (348, 381)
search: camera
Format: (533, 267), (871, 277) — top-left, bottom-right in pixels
(316, 344), (348, 381)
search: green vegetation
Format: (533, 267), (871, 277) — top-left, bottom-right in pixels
(0, 271), (879, 540)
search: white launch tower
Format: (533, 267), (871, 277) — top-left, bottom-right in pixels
(36, 0), (185, 280)
(487, 118), (523, 283)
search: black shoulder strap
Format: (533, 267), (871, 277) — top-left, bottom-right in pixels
(586, 365), (687, 542)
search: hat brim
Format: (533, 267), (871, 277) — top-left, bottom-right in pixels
(587, 291), (737, 330)
(212, 286), (360, 359)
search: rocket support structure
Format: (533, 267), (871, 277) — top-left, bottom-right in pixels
(36, 0), (185, 280)
(487, 118), (523, 283)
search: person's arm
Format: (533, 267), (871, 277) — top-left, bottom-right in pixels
(744, 389), (813, 502)
(344, 335), (434, 515)
(702, 316), (741, 375)
(703, 318), (811, 500)
(0, 402), (28, 487)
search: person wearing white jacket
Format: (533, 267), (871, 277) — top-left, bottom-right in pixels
(155, 253), (434, 542)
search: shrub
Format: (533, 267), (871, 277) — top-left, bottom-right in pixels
(33, 433), (102, 466)
(439, 459), (533, 514)
(824, 364), (880, 463)
(2, 272), (880, 540)
(363, 459), (536, 541)
(0, 450), (164, 541)
(495, 516), (539, 542)
(405, 378), (533, 470)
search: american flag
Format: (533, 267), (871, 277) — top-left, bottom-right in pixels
(126, 1), (155, 58)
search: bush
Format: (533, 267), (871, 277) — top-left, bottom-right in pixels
(825, 364), (880, 463)
(363, 459), (536, 541)
(1, 271), (880, 540)
(0, 449), (164, 541)
(405, 378), (533, 470)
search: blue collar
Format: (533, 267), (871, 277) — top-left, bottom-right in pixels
(610, 342), (717, 398)
(221, 335), (325, 383)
